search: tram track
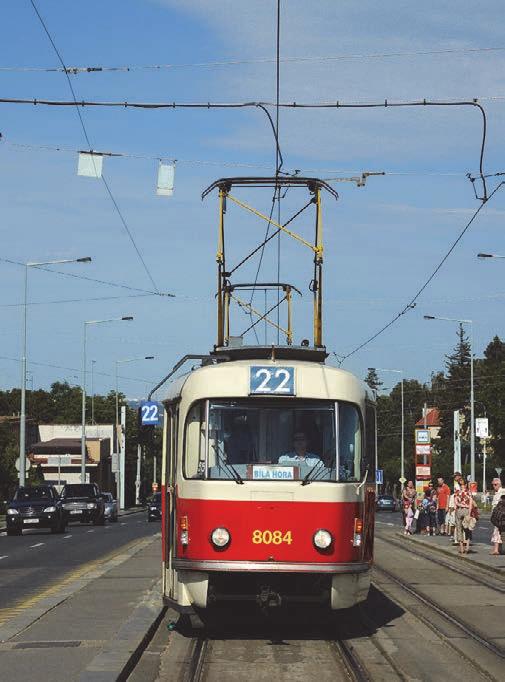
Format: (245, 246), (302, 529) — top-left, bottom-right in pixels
(375, 531), (505, 592)
(371, 549), (505, 682)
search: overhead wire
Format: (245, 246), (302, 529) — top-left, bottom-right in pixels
(0, 96), (489, 196)
(28, 0), (160, 294)
(337, 181), (505, 364)
(3, 45), (505, 73)
(0, 256), (174, 296)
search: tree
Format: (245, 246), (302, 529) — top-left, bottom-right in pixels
(436, 324), (472, 473)
(364, 368), (382, 393)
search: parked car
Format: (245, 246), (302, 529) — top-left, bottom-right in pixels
(376, 494), (397, 512)
(60, 483), (105, 525)
(147, 492), (161, 521)
(6, 485), (66, 536)
(101, 492), (118, 522)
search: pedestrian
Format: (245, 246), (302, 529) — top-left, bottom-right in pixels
(453, 471), (464, 491)
(447, 492), (456, 542)
(490, 494), (505, 553)
(404, 502), (414, 535)
(436, 476), (451, 535)
(490, 477), (505, 556)
(428, 490), (438, 536)
(454, 480), (474, 554)
(419, 491), (431, 535)
(402, 480), (416, 526)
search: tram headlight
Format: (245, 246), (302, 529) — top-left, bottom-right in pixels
(211, 527), (230, 548)
(313, 529), (333, 549)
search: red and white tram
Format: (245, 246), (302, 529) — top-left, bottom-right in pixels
(156, 177), (376, 613)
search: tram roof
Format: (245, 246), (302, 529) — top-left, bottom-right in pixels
(159, 356), (373, 405)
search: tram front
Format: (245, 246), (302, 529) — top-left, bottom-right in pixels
(161, 356), (376, 613)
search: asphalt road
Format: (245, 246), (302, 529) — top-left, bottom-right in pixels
(0, 510), (160, 611)
(375, 508), (494, 545)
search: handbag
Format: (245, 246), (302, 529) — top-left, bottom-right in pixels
(414, 509), (420, 519)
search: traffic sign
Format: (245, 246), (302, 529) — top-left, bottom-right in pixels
(476, 418), (489, 439)
(15, 457), (31, 473)
(140, 401), (161, 426)
(496, 467), (503, 476)
(415, 429), (430, 444)
(376, 469), (383, 485)
(399, 476), (407, 484)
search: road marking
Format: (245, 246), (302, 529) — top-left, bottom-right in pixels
(0, 532), (6, 537)
(87, 530), (94, 533)
(0, 555), (8, 560)
(30, 543), (44, 548)
(120, 523), (126, 526)
(63, 535), (72, 539)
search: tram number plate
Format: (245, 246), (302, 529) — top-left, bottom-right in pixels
(250, 366), (295, 395)
(252, 529), (293, 545)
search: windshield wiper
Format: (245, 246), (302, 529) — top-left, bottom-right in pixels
(215, 444), (244, 484)
(301, 461), (324, 486)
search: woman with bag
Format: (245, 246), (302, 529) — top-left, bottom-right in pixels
(454, 481), (474, 554)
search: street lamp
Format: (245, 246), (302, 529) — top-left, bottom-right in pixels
(90, 360), (96, 425)
(423, 314), (475, 482)
(18, 256), (91, 486)
(369, 367), (405, 485)
(81, 316), (133, 484)
(114, 356), (155, 509)
(477, 252), (505, 259)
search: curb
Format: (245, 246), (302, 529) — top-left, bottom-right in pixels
(395, 531), (505, 577)
(79, 579), (166, 682)
(0, 534), (160, 643)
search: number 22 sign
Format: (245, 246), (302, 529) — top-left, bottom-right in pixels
(140, 401), (161, 425)
(250, 366), (295, 396)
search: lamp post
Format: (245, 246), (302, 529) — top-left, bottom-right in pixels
(424, 314), (475, 482)
(369, 368), (404, 485)
(18, 256), (91, 486)
(81, 316), (133, 484)
(90, 360), (96, 425)
(115, 356), (154, 509)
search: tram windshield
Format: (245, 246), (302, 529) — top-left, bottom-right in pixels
(184, 400), (362, 482)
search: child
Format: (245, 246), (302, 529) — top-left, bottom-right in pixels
(404, 503), (414, 535)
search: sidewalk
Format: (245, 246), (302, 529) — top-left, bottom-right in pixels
(0, 533), (164, 682)
(398, 531), (505, 575)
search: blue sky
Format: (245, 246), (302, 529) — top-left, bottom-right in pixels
(1, 1), (505, 398)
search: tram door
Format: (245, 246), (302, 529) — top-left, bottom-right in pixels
(163, 405), (178, 600)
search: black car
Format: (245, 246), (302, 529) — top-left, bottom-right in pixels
(60, 483), (105, 525)
(147, 492), (161, 521)
(6, 485), (66, 536)
(376, 494), (397, 512)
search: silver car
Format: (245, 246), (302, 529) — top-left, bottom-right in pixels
(101, 492), (118, 522)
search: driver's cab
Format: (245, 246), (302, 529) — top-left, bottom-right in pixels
(184, 398), (362, 483)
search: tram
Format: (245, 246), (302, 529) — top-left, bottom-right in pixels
(155, 177), (376, 613)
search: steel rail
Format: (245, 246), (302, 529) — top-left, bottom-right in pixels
(373, 563), (505, 661)
(185, 637), (209, 682)
(330, 639), (371, 682)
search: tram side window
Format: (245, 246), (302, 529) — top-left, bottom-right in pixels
(184, 402), (207, 479)
(338, 403), (362, 481)
(364, 401), (376, 478)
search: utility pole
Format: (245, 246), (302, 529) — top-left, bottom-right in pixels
(120, 405), (126, 510)
(135, 443), (142, 505)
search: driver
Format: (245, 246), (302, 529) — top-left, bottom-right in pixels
(278, 431), (321, 467)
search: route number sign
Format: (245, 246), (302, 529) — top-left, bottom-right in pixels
(140, 401), (161, 425)
(250, 366), (295, 395)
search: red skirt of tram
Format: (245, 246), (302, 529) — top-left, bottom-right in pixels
(174, 498), (365, 564)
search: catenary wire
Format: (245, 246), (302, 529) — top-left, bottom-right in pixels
(3, 45), (505, 73)
(0, 257), (174, 297)
(337, 181), (505, 364)
(0, 96), (487, 198)
(29, 0), (160, 294)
